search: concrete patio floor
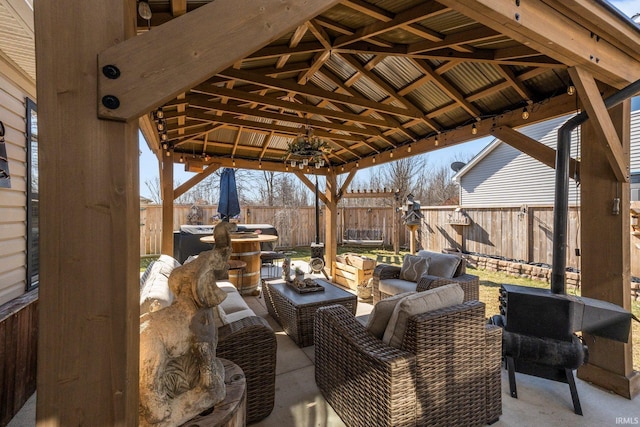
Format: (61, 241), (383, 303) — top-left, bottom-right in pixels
(9, 267), (640, 426)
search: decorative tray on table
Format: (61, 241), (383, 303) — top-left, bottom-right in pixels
(286, 277), (325, 293)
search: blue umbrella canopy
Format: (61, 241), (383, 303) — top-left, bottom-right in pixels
(218, 168), (240, 221)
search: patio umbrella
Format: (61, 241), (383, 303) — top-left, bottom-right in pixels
(218, 168), (240, 221)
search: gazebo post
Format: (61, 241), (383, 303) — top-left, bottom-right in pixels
(34, 0), (140, 423)
(161, 152), (175, 256)
(325, 171), (338, 278)
(578, 99), (640, 398)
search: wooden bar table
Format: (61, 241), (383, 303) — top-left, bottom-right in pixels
(201, 233), (278, 295)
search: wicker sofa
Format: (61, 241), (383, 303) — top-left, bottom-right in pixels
(372, 250), (479, 303)
(315, 298), (502, 427)
(140, 255), (277, 424)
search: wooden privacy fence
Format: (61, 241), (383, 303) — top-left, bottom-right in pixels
(140, 203), (640, 278)
(140, 204), (406, 255)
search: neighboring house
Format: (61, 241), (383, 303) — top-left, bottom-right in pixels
(453, 109), (640, 206)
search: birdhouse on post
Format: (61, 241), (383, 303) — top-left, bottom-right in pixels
(402, 194), (423, 254)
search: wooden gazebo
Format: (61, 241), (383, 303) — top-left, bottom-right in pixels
(35, 0), (640, 423)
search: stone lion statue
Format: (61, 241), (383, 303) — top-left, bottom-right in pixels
(139, 221), (236, 426)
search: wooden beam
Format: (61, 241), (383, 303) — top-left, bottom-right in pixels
(170, 0), (187, 16)
(98, 0), (342, 120)
(437, 0), (640, 88)
(161, 152), (175, 256)
(217, 68), (422, 119)
(34, 0), (139, 423)
(490, 126), (579, 180)
(294, 171), (330, 205)
(183, 88), (393, 127)
(334, 2), (448, 48)
(407, 26), (500, 54)
(337, 169), (358, 202)
(336, 92), (577, 174)
(577, 101), (640, 399)
(569, 67), (628, 182)
(168, 101), (384, 137)
(324, 171), (339, 277)
(174, 163), (221, 199)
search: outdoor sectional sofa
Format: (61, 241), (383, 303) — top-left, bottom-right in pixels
(372, 250), (480, 303)
(139, 255), (277, 424)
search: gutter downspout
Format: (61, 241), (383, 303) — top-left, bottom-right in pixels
(551, 79), (640, 294)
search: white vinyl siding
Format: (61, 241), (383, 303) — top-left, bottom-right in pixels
(0, 67), (30, 306)
(630, 110), (640, 172)
(458, 115), (581, 206)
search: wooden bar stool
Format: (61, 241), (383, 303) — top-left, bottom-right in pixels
(227, 259), (247, 292)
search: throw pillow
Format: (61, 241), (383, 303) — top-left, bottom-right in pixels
(417, 250), (461, 278)
(399, 254), (430, 282)
(382, 283), (464, 348)
(365, 291), (416, 339)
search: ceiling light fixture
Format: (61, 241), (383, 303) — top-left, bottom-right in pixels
(286, 125), (330, 168)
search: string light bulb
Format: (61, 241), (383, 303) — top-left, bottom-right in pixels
(471, 123), (477, 135)
(407, 144), (412, 153)
(567, 85), (576, 96)
(179, 155), (184, 163)
(390, 151), (394, 158)
(521, 107), (530, 120)
(162, 143), (168, 150)
(435, 135), (439, 146)
(138, 0), (152, 20)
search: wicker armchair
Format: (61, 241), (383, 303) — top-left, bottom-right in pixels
(315, 301), (502, 427)
(372, 263), (479, 304)
(217, 315), (277, 424)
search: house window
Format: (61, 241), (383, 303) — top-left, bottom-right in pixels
(26, 98), (38, 291)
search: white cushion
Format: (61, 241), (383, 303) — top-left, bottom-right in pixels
(140, 255), (180, 314)
(212, 305), (229, 328)
(217, 281), (238, 293)
(366, 291), (415, 339)
(220, 291), (250, 314)
(382, 284), (464, 348)
(378, 278), (417, 296)
(224, 309), (256, 324)
(417, 250), (461, 279)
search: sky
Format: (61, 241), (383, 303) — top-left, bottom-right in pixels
(139, 0), (640, 200)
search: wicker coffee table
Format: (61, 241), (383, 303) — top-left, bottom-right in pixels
(263, 277), (357, 347)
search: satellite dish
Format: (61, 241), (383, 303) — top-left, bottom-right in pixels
(451, 161), (466, 172)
